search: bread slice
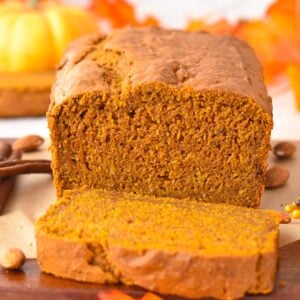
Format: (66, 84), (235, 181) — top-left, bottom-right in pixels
(36, 189), (282, 299)
(48, 27), (272, 207)
(0, 71), (53, 117)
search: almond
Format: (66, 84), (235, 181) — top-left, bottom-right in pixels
(12, 135), (44, 152)
(265, 165), (289, 189)
(273, 142), (296, 159)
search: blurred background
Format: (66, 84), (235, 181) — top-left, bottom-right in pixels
(0, 0), (299, 139)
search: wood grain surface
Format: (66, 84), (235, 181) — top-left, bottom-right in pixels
(0, 240), (299, 300)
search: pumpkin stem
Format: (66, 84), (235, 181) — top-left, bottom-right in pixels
(28, 0), (39, 9)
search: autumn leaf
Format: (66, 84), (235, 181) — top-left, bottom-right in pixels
(90, 0), (158, 28)
(287, 64), (300, 111)
(98, 289), (136, 300)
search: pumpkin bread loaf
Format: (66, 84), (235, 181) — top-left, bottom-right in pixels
(0, 71), (54, 117)
(36, 189), (282, 299)
(48, 27), (272, 207)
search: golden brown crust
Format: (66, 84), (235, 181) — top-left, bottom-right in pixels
(36, 232), (278, 299)
(49, 33), (106, 112)
(50, 27), (272, 116)
(0, 88), (50, 117)
(36, 232), (118, 283)
(110, 246), (277, 299)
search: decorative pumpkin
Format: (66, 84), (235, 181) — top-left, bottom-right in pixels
(287, 65), (300, 111)
(0, 0), (99, 72)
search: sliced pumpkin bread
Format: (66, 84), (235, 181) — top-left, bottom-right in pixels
(36, 189), (282, 299)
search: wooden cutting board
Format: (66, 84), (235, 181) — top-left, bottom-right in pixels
(0, 240), (299, 300)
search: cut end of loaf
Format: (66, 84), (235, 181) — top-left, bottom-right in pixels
(36, 189), (280, 299)
(49, 85), (272, 207)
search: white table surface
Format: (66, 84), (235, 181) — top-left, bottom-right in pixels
(0, 83), (299, 141)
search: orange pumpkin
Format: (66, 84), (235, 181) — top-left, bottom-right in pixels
(0, 0), (99, 72)
(287, 64), (300, 111)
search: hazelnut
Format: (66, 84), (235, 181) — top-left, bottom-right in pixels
(0, 247), (26, 270)
(273, 142), (296, 159)
(265, 165), (289, 188)
(0, 141), (12, 161)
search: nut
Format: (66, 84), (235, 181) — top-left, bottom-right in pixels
(273, 142), (296, 159)
(0, 247), (26, 270)
(12, 135), (44, 152)
(265, 165), (289, 188)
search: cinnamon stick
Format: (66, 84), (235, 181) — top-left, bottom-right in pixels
(0, 159), (50, 168)
(0, 138), (52, 214)
(0, 149), (22, 214)
(0, 177), (15, 213)
(0, 152), (52, 213)
(0, 160), (52, 176)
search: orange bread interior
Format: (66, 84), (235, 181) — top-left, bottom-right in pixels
(36, 189), (282, 299)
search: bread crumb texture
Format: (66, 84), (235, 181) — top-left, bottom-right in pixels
(36, 189), (281, 299)
(48, 27), (272, 208)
